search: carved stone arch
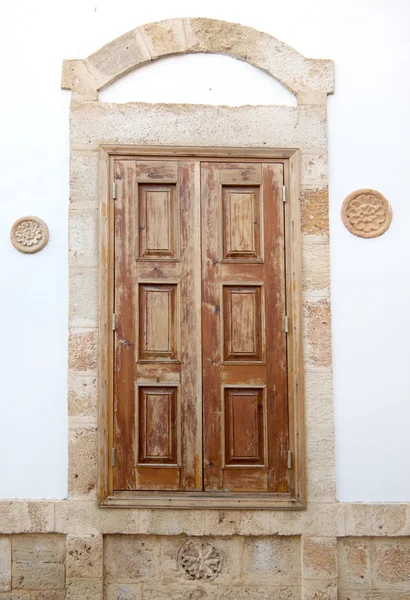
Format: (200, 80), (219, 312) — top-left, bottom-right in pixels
(61, 18), (334, 103)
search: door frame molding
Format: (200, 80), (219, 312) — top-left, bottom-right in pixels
(98, 145), (305, 509)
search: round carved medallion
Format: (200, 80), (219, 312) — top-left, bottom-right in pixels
(10, 216), (49, 254)
(178, 540), (222, 581)
(341, 189), (392, 238)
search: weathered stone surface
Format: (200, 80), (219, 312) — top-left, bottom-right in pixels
(68, 426), (98, 497)
(271, 503), (344, 538)
(105, 584), (142, 600)
(371, 538), (410, 590)
(12, 534), (65, 590)
(19, 502), (55, 533)
(66, 578), (102, 600)
(0, 537), (11, 591)
(306, 438), (336, 503)
(68, 330), (97, 372)
(339, 593), (410, 600)
(304, 369), (334, 434)
(142, 586), (215, 600)
(0, 504), (20, 534)
(242, 537), (300, 585)
(301, 187), (329, 237)
(214, 586), (299, 600)
(69, 152), (99, 205)
(68, 372), (97, 419)
(304, 299), (332, 368)
(300, 154), (328, 186)
(67, 534), (102, 578)
(0, 593), (30, 600)
(70, 102), (327, 152)
(138, 510), (205, 536)
(104, 536), (158, 583)
(69, 209), (98, 268)
(344, 504), (408, 537)
(55, 500), (138, 535)
(302, 537), (337, 580)
(338, 538), (372, 590)
(87, 29), (151, 83)
(204, 511), (271, 536)
(302, 580), (337, 600)
(141, 19), (187, 59)
(302, 240), (330, 294)
(30, 592), (66, 600)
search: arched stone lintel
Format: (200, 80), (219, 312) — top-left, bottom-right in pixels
(61, 18), (334, 103)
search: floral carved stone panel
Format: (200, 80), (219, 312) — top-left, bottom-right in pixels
(341, 189), (392, 238)
(178, 540), (222, 581)
(10, 216), (49, 253)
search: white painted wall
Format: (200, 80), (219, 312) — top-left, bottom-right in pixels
(0, 0), (409, 501)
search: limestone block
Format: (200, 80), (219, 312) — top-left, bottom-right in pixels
(302, 580), (337, 600)
(140, 19), (187, 59)
(300, 154), (328, 186)
(301, 187), (329, 237)
(306, 438), (336, 502)
(70, 102), (327, 153)
(303, 299), (332, 368)
(67, 534), (102, 578)
(138, 510), (205, 536)
(68, 426), (98, 497)
(344, 504), (408, 537)
(337, 538), (372, 590)
(160, 536), (240, 586)
(338, 593), (410, 600)
(242, 536), (300, 585)
(68, 330), (98, 373)
(87, 29), (151, 83)
(0, 537), (11, 591)
(19, 502), (55, 533)
(142, 586), (216, 600)
(271, 503), (344, 537)
(30, 592), (66, 600)
(0, 593), (30, 600)
(12, 535), (65, 590)
(371, 538), (410, 591)
(104, 535), (158, 583)
(304, 369), (334, 434)
(214, 588), (299, 600)
(69, 209), (98, 268)
(54, 499), (138, 535)
(0, 503), (20, 534)
(68, 372), (97, 419)
(66, 578), (102, 600)
(302, 240), (330, 294)
(105, 584), (142, 600)
(69, 152), (99, 205)
(204, 511), (271, 536)
(302, 537), (337, 580)
(61, 59), (80, 90)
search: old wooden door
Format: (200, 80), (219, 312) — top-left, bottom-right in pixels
(113, 156), (289, 494)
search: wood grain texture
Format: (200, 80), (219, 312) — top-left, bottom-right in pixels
(201, 161), (289, 493)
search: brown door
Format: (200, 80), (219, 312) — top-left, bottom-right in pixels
(201, 162), (289, 493)
(113, 159), (202, 491)
(113, 156), (289, 494)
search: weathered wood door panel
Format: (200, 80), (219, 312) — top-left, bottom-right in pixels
(114, 157), (288, 494)
(113, 159), (202, 491)
(201, 162), (289, 493)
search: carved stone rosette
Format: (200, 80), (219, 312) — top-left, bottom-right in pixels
(341, 189), (392, 238)
(178, 540), (222, 581)
(10, 216), (49, 254)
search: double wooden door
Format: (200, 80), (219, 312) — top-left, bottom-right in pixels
(113, 156), (289, 495)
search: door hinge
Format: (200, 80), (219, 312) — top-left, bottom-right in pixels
(111, 448), (115, 467)
(284, 315), (289, 333)
(112, 181), (116, 199)
(112, 313), (116, 331)
(287, 450), (292, 469)
(282, 185), (286, 202)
